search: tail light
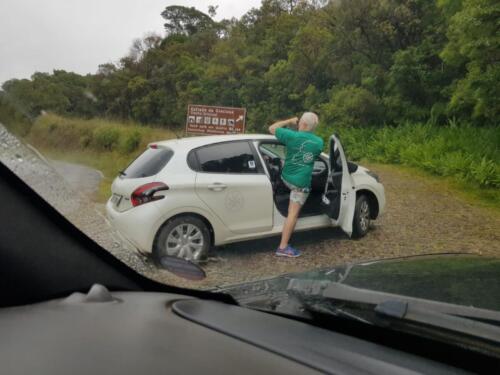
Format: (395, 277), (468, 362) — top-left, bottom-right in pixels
(131, 182), (169, 207)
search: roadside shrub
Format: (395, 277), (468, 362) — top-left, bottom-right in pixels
(469, 158), (499, 188)
(119, 130), (142, 154)
(79, 134), (92, 149)
(47, 122), (58, 132)
(92, 127), (120, 151)
(323, 122), (499, 189)
(28, 113), (174, 153)
(320, 85), (382, 128)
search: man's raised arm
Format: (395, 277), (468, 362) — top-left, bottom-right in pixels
(268, 117), (299, 135)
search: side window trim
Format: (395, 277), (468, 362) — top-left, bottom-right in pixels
(256, 140), (284, 179)
(189, 140), (265, 175)
(247, 141), (265, 174)
(187, 149), (200, 171)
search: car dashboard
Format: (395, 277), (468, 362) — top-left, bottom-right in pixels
(0, 284), (467, 375)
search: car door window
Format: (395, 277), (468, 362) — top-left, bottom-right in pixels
(260, 143), (286, 160)
(195, 141), (260, 174)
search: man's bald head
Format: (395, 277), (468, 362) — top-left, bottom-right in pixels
(299, 112), (319, 132)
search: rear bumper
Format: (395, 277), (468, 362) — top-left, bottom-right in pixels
(105, 199), (161, 254)
(103, 214), (142, 255)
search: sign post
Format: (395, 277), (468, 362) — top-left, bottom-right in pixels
(186, 104), (246, 135)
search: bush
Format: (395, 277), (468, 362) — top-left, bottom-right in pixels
(92, 127), (120, 151)
(79, 134), (92, 149)
(0, 95), (34, 136)
(321, 123), (500, 189)
(470, 158), (499, 188)
(320, 85), (382, 128)
(28, 113), (175, 153)
(119, 130), (142, 154)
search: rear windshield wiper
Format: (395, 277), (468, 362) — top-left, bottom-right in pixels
(118, 170), (127, 177)
(286, 279), (500, 358)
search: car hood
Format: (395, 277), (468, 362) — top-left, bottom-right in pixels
(218, 253), (500, 312)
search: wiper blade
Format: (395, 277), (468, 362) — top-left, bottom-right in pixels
(375, 300), (500, 355)
(118, 170), (127, 177)
(287, 279), (500, 358)
(280, 279), (372, 324)
(322, 282), (500, 325)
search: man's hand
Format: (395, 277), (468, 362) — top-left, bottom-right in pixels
(268, 117), (299, 135)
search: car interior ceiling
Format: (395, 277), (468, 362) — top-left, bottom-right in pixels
(259, 143), (340, 219)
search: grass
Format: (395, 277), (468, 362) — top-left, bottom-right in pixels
(318, 123), (500, 207)
(27, 113), (178, 202)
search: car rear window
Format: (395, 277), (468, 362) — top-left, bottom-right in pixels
(121, 147), (173, 179)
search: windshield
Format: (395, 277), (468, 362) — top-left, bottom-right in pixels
(0, 0), (499, 319)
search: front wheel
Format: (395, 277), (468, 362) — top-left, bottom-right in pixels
(153, 216), (210, 264)
(352, 195), (371, 239)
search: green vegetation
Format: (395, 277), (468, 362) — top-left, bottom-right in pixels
(320, 123), (500, 207)
(320, 123), (500, 188)
(29, 113), (176, 153)
(1, 0), (498, 129)
(28, 114), (177, 201)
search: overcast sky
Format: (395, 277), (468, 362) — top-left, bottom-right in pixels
(0, 0), (262, 85)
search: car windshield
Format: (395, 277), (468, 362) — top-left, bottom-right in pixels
(0, 0), (499, 327)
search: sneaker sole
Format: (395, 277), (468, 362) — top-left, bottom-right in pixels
(275, 252), (301, 258)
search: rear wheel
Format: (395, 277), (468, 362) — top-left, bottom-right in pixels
(352, 195), (371, 239)
(153, 216), (210, 264)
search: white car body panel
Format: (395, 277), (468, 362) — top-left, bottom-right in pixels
(106, 133), (386, 254)
(195, 173), (273, 235)
(351, 167), (386, 217)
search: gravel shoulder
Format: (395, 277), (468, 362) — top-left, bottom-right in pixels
(2, 124), (499, 290)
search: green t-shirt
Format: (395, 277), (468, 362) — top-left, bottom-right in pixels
(275, 127), (324, 189)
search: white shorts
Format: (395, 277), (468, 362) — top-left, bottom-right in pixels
(282, 178), (310, 206)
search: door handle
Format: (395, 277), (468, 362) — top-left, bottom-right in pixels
(208, 183), (227, 191)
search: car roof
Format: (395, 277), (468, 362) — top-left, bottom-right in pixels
(151, 133), (277, 150)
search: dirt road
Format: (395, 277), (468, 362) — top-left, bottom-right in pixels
(49, 159), (103, 197)
(2, 124), (499, 290)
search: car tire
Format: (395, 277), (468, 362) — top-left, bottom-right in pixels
(153, 216), (210, 264)
(352, 195), (371, 239)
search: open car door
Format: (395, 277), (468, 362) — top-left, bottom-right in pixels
(322, 135), (356, 236)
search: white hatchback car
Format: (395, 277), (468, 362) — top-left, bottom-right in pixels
(106, 134), (385, 262)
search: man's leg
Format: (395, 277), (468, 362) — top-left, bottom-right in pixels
(279, 199), (303, 250)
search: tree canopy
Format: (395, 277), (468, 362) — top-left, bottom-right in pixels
(1, 1), (498, 130)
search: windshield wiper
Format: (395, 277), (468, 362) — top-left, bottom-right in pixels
(118, 170), (127, 177)
(286, 279), (500, 358)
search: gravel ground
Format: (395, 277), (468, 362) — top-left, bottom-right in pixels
(1, 124), (499, 290)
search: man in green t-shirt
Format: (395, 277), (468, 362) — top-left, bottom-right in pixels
(268, 112), (324, 258)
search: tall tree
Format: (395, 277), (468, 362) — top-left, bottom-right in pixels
(440, 0), (500, 122)
(161, 6), (215, 36)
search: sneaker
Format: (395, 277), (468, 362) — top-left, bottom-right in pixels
(275, 245), (301, 258)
